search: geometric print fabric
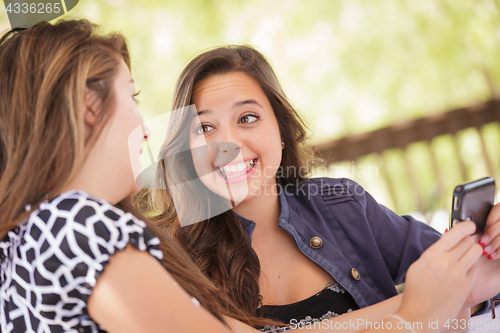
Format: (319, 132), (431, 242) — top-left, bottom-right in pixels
(0, 190), (163, 332)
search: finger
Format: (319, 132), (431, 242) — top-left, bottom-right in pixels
(449, 233), (480, 262)
(482, 235), (500, 257)
(436, 221), (477, 252)
(485, 203), (500, 228)
(480, 218), (500, 247)
(457, 243), (483, 272)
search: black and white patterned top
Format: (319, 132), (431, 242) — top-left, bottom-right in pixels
(0, 190), (164, 333)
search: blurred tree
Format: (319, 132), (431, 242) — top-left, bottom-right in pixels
(1, 0), (500, 218)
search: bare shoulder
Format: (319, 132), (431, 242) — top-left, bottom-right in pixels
(88, 244), (231, 333)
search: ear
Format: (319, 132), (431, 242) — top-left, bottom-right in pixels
(83, 88), (99, 127)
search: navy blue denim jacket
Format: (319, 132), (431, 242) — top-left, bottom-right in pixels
(234, 177), (493, 315)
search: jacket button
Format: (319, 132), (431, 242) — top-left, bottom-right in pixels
(351, 268), (361, 280)
(309, 236), (323, 249)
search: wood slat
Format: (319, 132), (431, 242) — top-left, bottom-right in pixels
(313, 99), (500, 164)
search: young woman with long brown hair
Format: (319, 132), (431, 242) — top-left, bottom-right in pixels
(147, 45), (500, 332)
(0, 20), (496, 333)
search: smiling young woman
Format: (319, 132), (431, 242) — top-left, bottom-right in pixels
(148, 46), (320, 319)
(147, 45), (500, 332)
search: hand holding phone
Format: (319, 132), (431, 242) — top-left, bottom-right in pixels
(450, 177), (496, 234)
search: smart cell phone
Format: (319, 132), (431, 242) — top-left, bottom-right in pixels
(450, 177), (496, 234)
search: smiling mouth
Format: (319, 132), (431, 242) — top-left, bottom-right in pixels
(215, 158), (257, 179)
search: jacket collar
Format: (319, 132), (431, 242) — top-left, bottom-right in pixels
(232, 189), (290, 243)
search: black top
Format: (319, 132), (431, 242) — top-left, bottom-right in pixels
(256, 283), (360, 333)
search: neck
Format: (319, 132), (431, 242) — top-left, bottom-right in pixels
(59, 152), (131, 206)
(232, 180), (281, 233)
(61, 176), (122, 205)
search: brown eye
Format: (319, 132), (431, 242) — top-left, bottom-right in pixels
(195, 123), (214, 135)
(239, 114), (259, 124)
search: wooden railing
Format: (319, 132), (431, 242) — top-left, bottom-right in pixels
(312, 99), (500, 216)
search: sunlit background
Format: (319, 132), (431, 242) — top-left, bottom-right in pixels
(2, 0), (500, 231)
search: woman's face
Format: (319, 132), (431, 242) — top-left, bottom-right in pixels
(189, 71), (283, 203)
(94, 60), (148, 199)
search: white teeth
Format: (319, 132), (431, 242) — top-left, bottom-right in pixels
(219, 159), (256, 179)
(221, 160), (254, 173)
(225, 171), (246, 179)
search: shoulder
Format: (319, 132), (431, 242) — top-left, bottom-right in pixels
(35, 190), (145, 234)
(279, 178), (369, 223)
(39, 190), (140, 225)
(283, 177), (365, 203)
(30, 190), (161, 259)
(302, 177), (362, 191)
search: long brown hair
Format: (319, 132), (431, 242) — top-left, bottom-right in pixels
(147, 45), (321, 320)
(0, 20), (265, 326)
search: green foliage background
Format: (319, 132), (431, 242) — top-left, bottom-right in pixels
(2, 0), (500, 225)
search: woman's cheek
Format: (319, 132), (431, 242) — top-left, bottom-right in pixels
(266, 148), (283, 177)
(192, 150), (213, 178)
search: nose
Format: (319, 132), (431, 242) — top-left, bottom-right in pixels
(218, 141), (240, 153)
(210, 141), (240, 167)
(208, 124), (243, 165)
(215, 125), (242, 152)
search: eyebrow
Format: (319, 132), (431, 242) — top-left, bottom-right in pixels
(233, 99), (263, 109)
(196, 99), (263, 116)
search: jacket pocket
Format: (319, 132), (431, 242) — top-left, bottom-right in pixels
(322, 196), (354, 205)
